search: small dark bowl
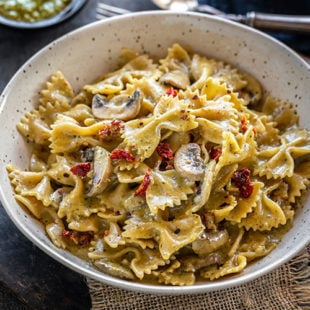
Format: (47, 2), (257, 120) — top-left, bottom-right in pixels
(0, 0), (87, 29)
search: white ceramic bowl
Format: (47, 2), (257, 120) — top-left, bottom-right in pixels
(0, 11), (309, 295)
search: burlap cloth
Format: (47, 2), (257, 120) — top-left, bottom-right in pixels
(87, 247), (309, 310)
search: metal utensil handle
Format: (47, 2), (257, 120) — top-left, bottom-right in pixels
(196, 4), (310, 33)
(246, 12), (310, 33)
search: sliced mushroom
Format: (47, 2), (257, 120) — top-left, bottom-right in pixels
(160, 70), (190, 89)
(174, 143), (205, 181)
(92, 90), (142, 120)
(87, 146), (112, 197)
(192, 230), (229, 256)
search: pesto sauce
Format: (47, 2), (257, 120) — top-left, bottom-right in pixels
(0, 0), (71, 22)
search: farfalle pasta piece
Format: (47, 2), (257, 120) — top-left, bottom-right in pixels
(7, 165), (46, 194)
(212, 64), (247, 91)
(239, 231), (277, 261)
(204, 189), (237, 223)
(123, 98), (198, 160)
(39, 71), (74, 107)
(225, 181), (263, 223)
(239, 184), (287, 231)
(19, 175), (54, 207)
(123, 213), (204, 260)
(14, 194), (46, 219)
(130, 248), (169, 280)
(47, 155), (76, 186)
(17, 109), (51, 145)
(216, 128), (257, 174)
(50, 114), (105, 153)
(190, 54), (218, 82)
(201, 254), (247, 280)
(91, 243), (168, 280)
(116, 162), (149, 183)
(84, 54), (159, 96)
(38, 100), (71, 127)
(63, 104), (94, 124)
(262, 96), (299, 132)
(96, 183), (133, 213)
(191, 95), (239, 121)
(285, 174), (308, 203)
(197, 77), (230, 100)
(255, 128), (310, 179)
(154, 214), (204, 260)
(84, 74), (124, 95)
(129, 239), (155, 250)
(122, 54), (159, 77)
(68, 215), (100, 232)
(255, 115), (280, 147)
(198, 117), (239, 145)
(128, 77), (165, 110)
(155, 260), (196, 286)
(160, 43), (191, 72)
(57, 176), (90, 220)
(146, 169), (193, 214)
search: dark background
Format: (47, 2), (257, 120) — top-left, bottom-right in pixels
(0, 1), (309, 309)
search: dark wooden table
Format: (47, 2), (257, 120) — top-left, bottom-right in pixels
(0, 1), (309, 309)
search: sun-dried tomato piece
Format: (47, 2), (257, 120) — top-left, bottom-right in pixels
(70, 162), (91, 177)
(239, 181), (254, 198)
(232, 168), (254, 198)
(110, 149), (135, 162)
(240, 116), (248, 133)
(61, 229), (71, 238)
(156, 141), (174, 161)
(134, 171), (151, 198)
(62, 229), (79, 244)
(166, 87), (178, 97)
(98, 120), (125, 141)
(62, 229), (94, 246)
(209, 146), (222, 162)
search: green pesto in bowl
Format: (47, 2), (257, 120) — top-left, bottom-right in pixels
(0, 0), (71, 22)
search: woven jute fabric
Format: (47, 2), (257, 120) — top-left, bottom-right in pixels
(87, 248), (309, 310)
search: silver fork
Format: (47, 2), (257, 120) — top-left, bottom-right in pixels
(96, 3), (130, 19)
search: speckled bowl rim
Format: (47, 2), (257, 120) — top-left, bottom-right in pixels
(0, 0), (87, 29)
(0, 11), (309, 295)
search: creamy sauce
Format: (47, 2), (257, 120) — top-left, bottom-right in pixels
(0, 0), (71, 22)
